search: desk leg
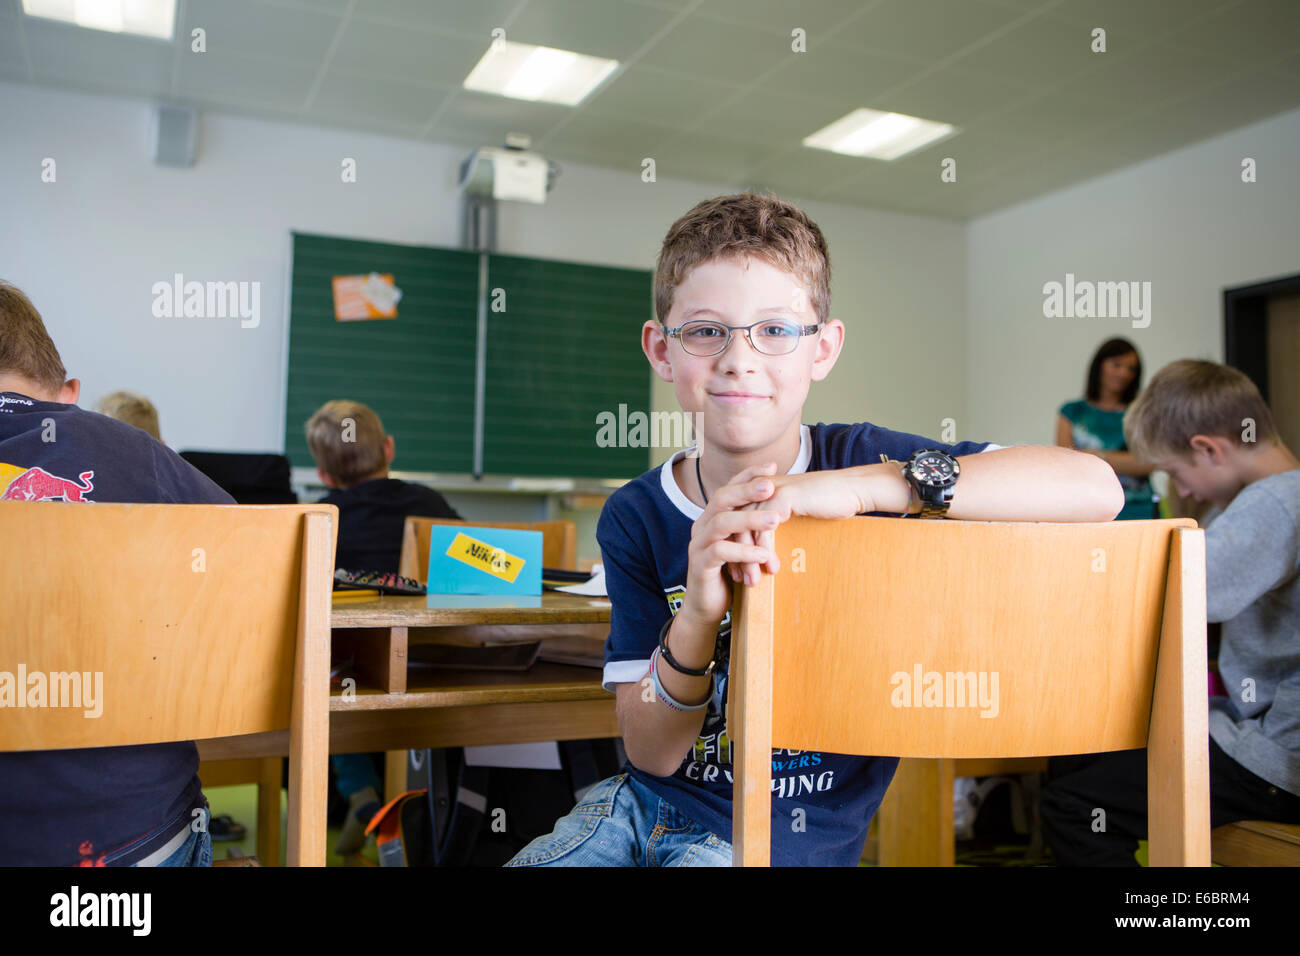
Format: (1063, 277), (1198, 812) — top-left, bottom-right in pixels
(877, 757), (954, 866)
(385, 750), (408, 801)
(257, 757), (282, 866)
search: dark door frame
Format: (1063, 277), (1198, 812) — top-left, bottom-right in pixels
(1224, 272), (1300, 403)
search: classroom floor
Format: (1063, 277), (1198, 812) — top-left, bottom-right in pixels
(206, 786), (1160, 867)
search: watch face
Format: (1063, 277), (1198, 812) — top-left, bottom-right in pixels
(911, 451), (958, 486)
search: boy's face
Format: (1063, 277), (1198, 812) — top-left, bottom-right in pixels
(1154, 436), (1244, 510)
(643, 256), (843, 456)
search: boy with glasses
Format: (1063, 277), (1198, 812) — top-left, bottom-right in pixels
(506, 192), (1123, 867)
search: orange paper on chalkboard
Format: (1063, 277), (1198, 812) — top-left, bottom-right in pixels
(332, 273), (401, 320)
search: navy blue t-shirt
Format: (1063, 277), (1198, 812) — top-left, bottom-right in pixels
(320, 477), (460, 573)
(0, 391), (234, 865)
(600, 422), (995, 866)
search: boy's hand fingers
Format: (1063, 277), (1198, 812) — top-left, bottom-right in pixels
(710, 509), (782, 539)
(708, 540), (771, 568)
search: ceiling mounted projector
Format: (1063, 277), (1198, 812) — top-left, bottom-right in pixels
(458, 133), (558, 204)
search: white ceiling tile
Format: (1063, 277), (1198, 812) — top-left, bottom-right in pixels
(973, 89), (1127, 142)
(1071, 40), (1242, 105)
(182, 0), (342, 65)
(1049, 0), (1235, 40)
(329, 17), (484, 88)
(23, 20), (171, 96)
(1165, 0), (1300, 63)
(176, 52), (318, 112)
(744, 143), (882, 196)
(833, 0), (1028, 62)
(545, 107), (678, 155)
(669, 86), (866, 147)
(579, 65), (742, 127)
(873, 67), (1029, 125)
(954, 13), (1119, 85)
(695, 0), (882, 37)
(4, 0), (1290, 220)
(1273, 48), (1300, 78)
(642, 131), (770, 184)
(754, 47), (930, 107)
(308, 69), (449, 130)
(506, 0), (679, 60)
(351, 0), (525, 38)
(429, 90), (572, 144)
(637, 14), (803, 85)
(258, 0), (355, 12)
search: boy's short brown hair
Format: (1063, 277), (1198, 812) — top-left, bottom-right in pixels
(1124, 359), (1280, 461)
(655, 191), (831, 325)
(0, 282), (67, 395)
(96, 390), (161, 440)
(304, 400), (387, 487)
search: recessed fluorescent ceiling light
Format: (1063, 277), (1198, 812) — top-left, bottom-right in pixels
(464, 40), (618, 106)
(804, 108), (956, 160)
(22, 0), (176, 39)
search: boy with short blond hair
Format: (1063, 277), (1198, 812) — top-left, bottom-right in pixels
(0, 282), (231, 866)
(506, 192), (1123, 867)
(96, 389), (162, 441)
(1042, 359), (1300, 865)
(304, 399), (460, 574)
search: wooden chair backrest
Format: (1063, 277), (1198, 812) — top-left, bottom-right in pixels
(399, 516), (577, 582)
(729, 516), (1208, 866)
(0, 502), (336, 866)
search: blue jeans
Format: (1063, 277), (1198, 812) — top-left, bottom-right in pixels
(504, 772), (733, 867)
(142, 826), (213, 867)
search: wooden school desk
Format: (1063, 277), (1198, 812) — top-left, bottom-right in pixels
(196, 592), (619, 865)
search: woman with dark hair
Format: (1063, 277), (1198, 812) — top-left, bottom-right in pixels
(1055, 337), (1156, 520)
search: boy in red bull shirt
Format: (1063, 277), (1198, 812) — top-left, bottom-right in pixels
(0, 282), (232, 866)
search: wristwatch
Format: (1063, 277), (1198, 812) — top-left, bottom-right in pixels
(902, 448), (960, 518)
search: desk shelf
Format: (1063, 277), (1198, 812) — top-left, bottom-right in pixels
(330, 661), (610, 710)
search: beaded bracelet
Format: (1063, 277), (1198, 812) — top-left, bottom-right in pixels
(649, 646), (711, 712)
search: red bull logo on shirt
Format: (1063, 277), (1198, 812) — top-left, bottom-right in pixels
(0, 464), (95, 502)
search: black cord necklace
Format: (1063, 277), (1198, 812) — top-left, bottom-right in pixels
(695, 452), (708, 506)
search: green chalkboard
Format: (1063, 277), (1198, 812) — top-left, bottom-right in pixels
(484, 253), (653, 479)
(284, 233), (653, 479)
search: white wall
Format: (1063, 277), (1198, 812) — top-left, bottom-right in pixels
(966, 106), (1300, 447)
(0, 79), (968, 461)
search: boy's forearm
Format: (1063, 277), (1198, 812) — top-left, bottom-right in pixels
(845, 446), (1123, 522)
(618, 610), (715, 777)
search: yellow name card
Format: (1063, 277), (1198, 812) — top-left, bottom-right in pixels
(445, 532), (525, 583)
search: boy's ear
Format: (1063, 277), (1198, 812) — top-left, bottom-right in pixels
(1189, 434), (1229, 464)
(317, 468), (338, 489)
(384, 434), (395, 464)
(808, 319), (845, 383)
(642, 320), (674, 382)
(59, 378), (81, 405)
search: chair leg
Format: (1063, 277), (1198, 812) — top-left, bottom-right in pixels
(877, 758), (955, 866)
(257, 758), (282, 866)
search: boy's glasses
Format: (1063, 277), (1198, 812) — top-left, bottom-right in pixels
(663, 318), (823, 356)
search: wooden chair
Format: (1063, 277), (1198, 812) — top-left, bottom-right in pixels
(1211, 820), (1300, 865)
(0, 501), (336, 867)
(729, 516), (1210, 867)
(399, 516), (578, 581)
